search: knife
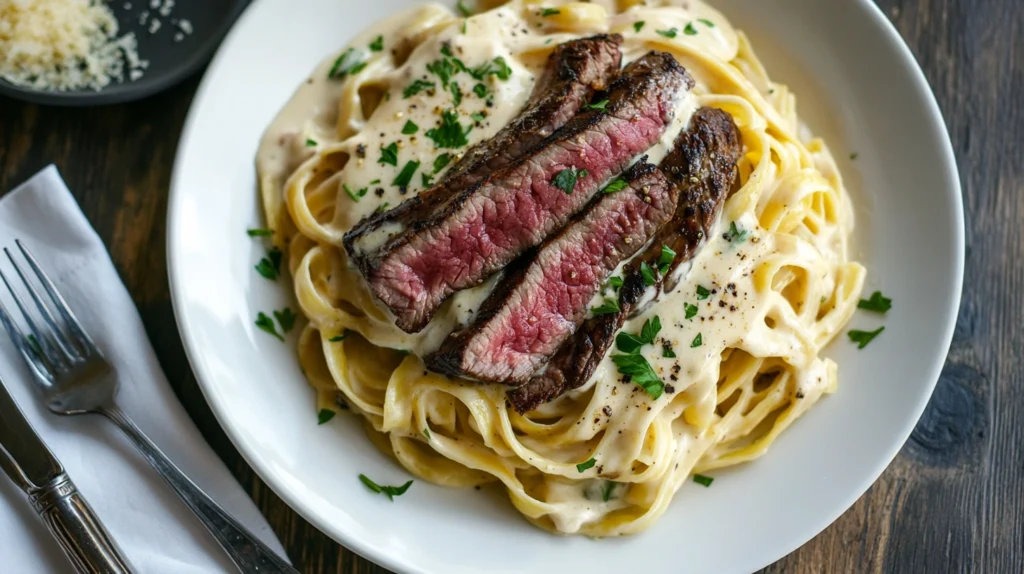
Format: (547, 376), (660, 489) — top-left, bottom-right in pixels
(0, 374), (134, 573)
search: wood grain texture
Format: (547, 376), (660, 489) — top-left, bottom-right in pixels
(0, 0), (1020, 572)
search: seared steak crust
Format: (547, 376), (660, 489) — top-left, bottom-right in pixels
(508, 107), (742, 413)
(426, 160), (679, 383)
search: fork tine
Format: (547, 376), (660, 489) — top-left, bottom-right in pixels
(3, 247), (80, 363)
(14, 240), (101, 358)
(0, 267), (67, 371)
(0, 289), (54, 384)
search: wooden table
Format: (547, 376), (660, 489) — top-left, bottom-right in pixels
(1, 0), (1021, 571)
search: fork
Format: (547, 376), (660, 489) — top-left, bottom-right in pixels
(0, 240), (296, 574)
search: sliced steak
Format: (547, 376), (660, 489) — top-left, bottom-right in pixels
(509, 106), (742, 413)
(426, 160), (679, 383)
(354, 51), (693, 332)
(345, 34), (623, 259)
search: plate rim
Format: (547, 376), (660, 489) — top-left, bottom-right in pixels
(165, 0), (965, 571)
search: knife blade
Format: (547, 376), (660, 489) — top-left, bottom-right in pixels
(0, 376), (62, 487)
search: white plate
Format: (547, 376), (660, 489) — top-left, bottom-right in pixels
(166, 0), (964, 572)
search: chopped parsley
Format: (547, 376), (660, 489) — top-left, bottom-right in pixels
(696, 285), (711, 300)
(425, 109), (471, 148)
(601, 481), (617, 501)
(305, 138), (317, 147)
(358, 474), (414, 501)
(318, 409), (336, 425)
(658, 245), (676, 274)
(379, 142), (399, 166)
(328, 48), (367, 79)
(684, 22), (698, 35)
(401, 120), (419, 134)
(585, 99), (609, 111)
(640, 261), (656, 286)
(541, 7), (561, 16)
(456, 0), (471, 17)
(255, 248), (283, 281)
(858, 291), (892, 313)
(724, 221), (748, 243)
(848, 326), (884, 349)
(427, 58), (458, 89)
(591, 298), (620, 316)
(246, 228), (273, 237)
(633, 21), (645, 32)
(602, 178), (628, 194)
(612, 353), (663, 398)
(693, 473), (714, 487)
(274, 307), (297, 333)
(551, 167), (587, 194)
(470, 111), (486, 123)
(698, 18), (715, 27)
(576, 458), (596, 472)
(421, 173), (434, 187)
(450, 82), (463, 106)
(656, 27), (678, 39)
(328, 331), (350, 342)
(615, 316), (661, 354)
(684, 303), (698, 319)
(850, 152), (859, 160)
(690, 333), (703, 348)
(468, 56), (512, 81)
(255, 312), (284, 341)
(344, 183), (368, 202)
(369, 35), (384, 52)
(375, 202), (391, 214)
(392, 160), (420, 189)
(473, 83), (488, 98)
(403, 79), (436, 98)
(422, 428), (431, 439)
(433, 153), (452, 173)
(607, 276), (623, 290)
(662, 344), (676, 358)
(26, 334), (42, 357)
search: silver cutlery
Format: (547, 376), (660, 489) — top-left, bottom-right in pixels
(0, 240), (296, 574)
(0, 372), (134, 573)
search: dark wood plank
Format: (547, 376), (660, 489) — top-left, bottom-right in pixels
(0, 0), (1020, 571)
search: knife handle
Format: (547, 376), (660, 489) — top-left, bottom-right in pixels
(30, 473), (134, 574)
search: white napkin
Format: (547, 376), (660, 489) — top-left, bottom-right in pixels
(0, 166), (290, 572)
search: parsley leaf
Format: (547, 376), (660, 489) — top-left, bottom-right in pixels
(425, 109), (470, 148)
(359, 474), (414, 501)
(576, 458), (596, 472)
(662, 344), (676, 358)
(456, 0), (471, 17)
(375, 202), (391, 214)
(450, 82), (463, 106)
(724, 221), (748, 243)
(344, 183), (368, 202)
(328, 48), (367, 79)
(611, 353), (664, 398)
(615, 316), (660, 353)
(274, 307), (297, 333)
(684, 22), (698, 35)
(305, 138), (317, 147)
(541, 8), (561, 16)
(690, 333), (702, 348)
(640, 262), (656, 286)
(402, 120), (419, 134)
(254, 257), (277, 280)
(433, 153), (451, 173)
(696, 285), (710, 300)
(848, 326), (884, 349)
(421, 173), (434, 187)
(858, 291), (892, 314)
(601, 481), (617, 501)
(657, 27), (678, 38)
(634, 21), (645, 32)
(602, 178), (628, 194)
(467, 56), (511, 81)
(585, 99), (609, 111)
(392, 160), (420, 189)
(369, 35), (384, 52)
(403, 79), (436, 98)
(658, 245), (676, 274)
(607, 276), (623, 290)
(551, 167), (586, 194)
(591, 298), (620, 316)
(640, 315), (662, 344)
(693, 473), (714, 487)
(698, 18), (715, 27)
(255, 312), (284, 341)
(328, 331), (349, 342)
(379, 142), (399, 166)
(470, 111), (486, 123)
(427, 58), (458, 88)
(473, 83), (488, 98)
(247, 228), (273, 237)
(685, 303), (698, 319)
(318, 409), (335, 425)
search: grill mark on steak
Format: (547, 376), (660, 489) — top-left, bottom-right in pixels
(425, 159), (679, 383)
(354, 52), (693, 333)
(508, 106), (742, 413)
(344, 34), (623, 258)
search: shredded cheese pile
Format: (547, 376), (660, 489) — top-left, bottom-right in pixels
(0, 0), (147, 91)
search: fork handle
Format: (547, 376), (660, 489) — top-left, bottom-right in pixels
(30, 473), (135, 574)
(99, 405), (296, 574)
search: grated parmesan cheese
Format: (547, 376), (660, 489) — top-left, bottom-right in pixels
(0, 0), (149, 91)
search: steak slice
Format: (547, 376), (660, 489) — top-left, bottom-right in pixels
(354, 52), (693, 332)
(344, 34), (623, 259)
(426, 160), (678, 383)
(509, 106), (742, 413)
